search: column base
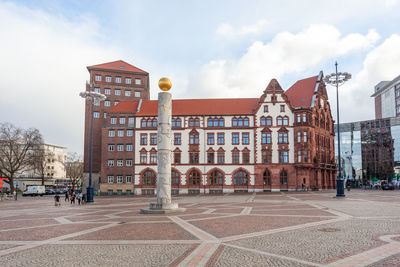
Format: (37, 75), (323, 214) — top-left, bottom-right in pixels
(140, 202), (186, 214)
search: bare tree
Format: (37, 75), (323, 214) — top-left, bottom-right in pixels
(0, 123), (43, 194)
(65, 152), (83, 189)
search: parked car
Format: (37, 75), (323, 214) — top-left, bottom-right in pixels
(22, 186), (45, 196)
(382, 183), (394, 190)
(45, 189), (56, 195)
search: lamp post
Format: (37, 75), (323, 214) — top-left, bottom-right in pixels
(80, 85), (106, 203)
(324, 62), (351, 197)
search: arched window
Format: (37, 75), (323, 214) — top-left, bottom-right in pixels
(171, 118), (176, 127)
(195, 118), (200, 127)
(244, 117), (249, 126)
(152, 119), (157, 128)
(176, 118), (182, 127)
(219, 118), (224, 127)
(234, 170), (248, 185)
(189, 118), (194, 127)
(277, 116), (283, 126)
(263, 169), (271, 185)
(238, 118), (243, 127)
(142, 170), (156, 185)
(280, 169), (288, 185)
(260, 117), (266, 126)
(210, 170), (224, 185)
(141, 119), (146, 128)
(266, 116), (272, 126)
(147, 119), (152, 128)
(172, 170), (180, 185)
(189, 170), (201, 185)
(232, 118), (238, 127)
(208, 118), (213, 127)
(283, 116), (289, 126)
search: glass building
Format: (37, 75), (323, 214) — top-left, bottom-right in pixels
(335, 117), (400, 183)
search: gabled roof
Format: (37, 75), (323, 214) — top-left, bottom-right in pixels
(109, 98), (259, 116)
(285, 75), (319, 108)
(87, 60), (148, 74)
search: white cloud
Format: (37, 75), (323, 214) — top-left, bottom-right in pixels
(216, 19), (269, 39)
(0, 2), (121, 153)
(190, 24), (380, 99)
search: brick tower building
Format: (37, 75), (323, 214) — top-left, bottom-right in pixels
(83, 60), (149, 190)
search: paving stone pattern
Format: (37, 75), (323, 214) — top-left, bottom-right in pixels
(0, 190), (400, 266)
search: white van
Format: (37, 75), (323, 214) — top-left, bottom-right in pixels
(22, 186), (45, 196)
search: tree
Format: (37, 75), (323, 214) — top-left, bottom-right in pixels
(65, 152), (83, 189)
(0, 123), (43, 193)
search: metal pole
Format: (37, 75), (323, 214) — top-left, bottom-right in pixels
(335, 62), (345, 197)
(87, 85), (95, 203)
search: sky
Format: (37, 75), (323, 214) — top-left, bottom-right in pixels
(1, 0), (400, 154)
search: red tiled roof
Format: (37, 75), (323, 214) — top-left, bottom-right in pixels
(285, 76), (318, 108)
(110, 98), (259, 116)
(87, 60), (148, 73)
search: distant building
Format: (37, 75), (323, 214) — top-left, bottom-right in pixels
(371, 74), (400, 119)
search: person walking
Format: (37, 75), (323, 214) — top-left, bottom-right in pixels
(65, 191), (69, 202)
(70, 192), (76, 205)
(54, 194), (61, 206)
(77, 192), (82, 205)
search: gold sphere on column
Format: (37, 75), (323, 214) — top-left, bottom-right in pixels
(159, 77), (172, 91)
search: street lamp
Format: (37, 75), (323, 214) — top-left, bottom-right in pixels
(324, 62), (351, 197)
(80, 85), (106, 203)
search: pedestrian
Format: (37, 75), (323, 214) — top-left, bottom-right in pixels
(301, 183), (305, 191)
(70, 192), (76, 205)
(54, 194), (61, 206)
(65, 191), (69, 202)
(77, 192), (82, 205)
(82, 193), (86, 205)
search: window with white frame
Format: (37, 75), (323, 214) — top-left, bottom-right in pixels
(94, 99), (100, 106)
(107, 159), (114, 167)
(114, 100), (119, 105)
(117, 144), (124, 151)
(135, 78), (141, 85)
(111, 117), (117, 124)
(128, 117), (134, 125)
(297, 114), (301, 123)
(108, 130), (115, 137)
(302, 113), (307, 122)
(104, 100), (110, 107)
(104, 112), (107, 118)
(127, 130), (133, 136)
(116, 77), (122, 83)
(105, 88), (111, 95)
(303, 131), (308, 142)
(95, 75), (101, 81)
(126, 175), (132, 183)
(297, 151), (302, 162)
(93, 112), (100, 118)
(108, 144), (115, 152)
(94, 87), (100, 93)
(297, 132), (301, 143)
(135, 91), (141, 97)
(115, 89), (121, 96)
(126, 159), (132, 166)
(117, 159), (123, 167)
(126, 144), (133, 151)
(125, 90), (131, 97)
(119, 117), (126, 124)
(117, 130), (124, 137)
(126, 77), (131, 84)
(107, 175), (114, 184)
(106, 76), (112, 82)
(117, 175), (123, 183)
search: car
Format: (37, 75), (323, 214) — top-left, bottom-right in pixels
(382, 183), (394, 190)
(22, 186), (45, 196)
(45, 189), (56, 195)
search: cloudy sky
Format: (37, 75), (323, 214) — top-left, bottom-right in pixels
(1, 0), (400, 154)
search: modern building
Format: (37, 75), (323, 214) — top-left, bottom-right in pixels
(371, 74), (400, 119)
(94, 71), (336, 195)
(83, 60), (150, 192)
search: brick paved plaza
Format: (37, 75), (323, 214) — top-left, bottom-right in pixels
(1, 190), (400, 266)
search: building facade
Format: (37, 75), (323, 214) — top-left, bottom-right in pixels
(371, 74), (400, 119)
(83, 60), (150, 191)
(96, 71), (336, 195)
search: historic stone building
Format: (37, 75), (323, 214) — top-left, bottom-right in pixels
(93, 68), (336, 195)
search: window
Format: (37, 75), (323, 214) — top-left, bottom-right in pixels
(143, 170), (156, 185)
(242, 133), (249, 145)
(304, 151), (308, 162)
(278, 132), (288, 143)
(297, 132), (301, 143)
(115, 101), (119, 106)
(263, 169), (271, 185)
(115, 89), (121, 96)
(232, 133), (239, 145)
(232, 151), (240, 164)
(108, 144), (115, 152)
(217, 151), (225, 164)
(141, 119), (146, 128)
(280, 170), (288, 185)
(150, 152), (157, 164)
(105, 100), (110, 107)
(172, 171), (180, 185)
(189, 118), (194, 127)
(126, 175), (132, 183)
(127, 130), (133, 137)
(188, 170), (200, 185)
(104, 112), (107, 118)
(126, 144), (133, 151)
(93, 112), (100, 118)
(174, 152), (181, 164)
(207, 133), (214, 145)
(262, 150), (270, 163)
(106, 76), (112, 82)
(217, 133), (224, 145)
(174, 134), (181, 145)
(302, 113), (307, 122)
(279, 151), (288, 163)
(135, 91), (141, 97)
(116, 77), (122, 83)
(176, 118), (182, 128)
(118, 130), (124, 137)
(262, 133), (271, 144)
(283, 117), (289, 126)
(140, 134), (147, 145)
(152, 119), (157, 128)
(94, 87), (100, 93)
(108, 130), (115, 137)
(189, 152), (199, 164)
(94, 99), (100, 106)
(117, 159), (123, 167)
(280, 105), (285, 112)
(207, 152), (214, 164)
(126, 77), (131, 84)
(266, 117), (272, 126)
(234, 171), (248, 185)
(111, 117), (117, 124)
(297, 114), (301, 123)
(125, 90), (131, 97)
(128, 117), (134, 125)
(126, 159), (132, 167)
(232, 118), (238, 127)
(303, 131), (308, 143)
(242, 151), (250, 164)
(195, 118), (200, 127)
(107, 159), (114, 167)
(150, 134), (157, 145)
(298, 151), (302, 162)
(210, 170), (223, 185)
(105, 88), (111, 95)
(117, 144), (124, 152)
(140, 152), (147, 163)
(135, 78), (141, 85)
(264, 105), (268, 112)
(95, 74), (101, 81)
(190, 133), (199, 144)
(277, 116), (283, 126)
(244, 117), (249, 126)
(219, 118), (224, 127)
(107, 175), (114, 184)
(261, 117), (266, 126)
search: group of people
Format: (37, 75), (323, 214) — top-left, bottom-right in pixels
(54, 190), (86, 206)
